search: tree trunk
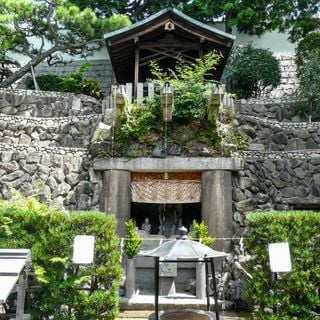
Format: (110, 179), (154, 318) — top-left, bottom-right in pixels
(1, 45), (65, 88)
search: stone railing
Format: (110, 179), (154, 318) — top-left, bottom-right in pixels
(0, 89), (102, 117)
(0, 114), (100, 148)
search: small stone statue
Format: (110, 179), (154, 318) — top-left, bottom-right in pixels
(141, 217), (151, 234)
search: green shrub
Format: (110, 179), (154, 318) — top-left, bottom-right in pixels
(244, 211), (320, 319)
(25, 63), (104, 99)
(189, 219), (215, 246)
(150, 51), (222, 123)
(226, 44), (281, 98)
(123, 219), (142, 259)
(0, 193), (122, 320)
(295, 31), (320, 73)
(80, 78), (104, 99)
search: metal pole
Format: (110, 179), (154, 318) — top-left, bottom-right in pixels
(210, 258), (220, 320)
(155, 257), (160, 320)
(205, 258), (210, 311)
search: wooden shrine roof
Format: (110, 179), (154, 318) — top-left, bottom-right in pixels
(104, 7), (235, 85)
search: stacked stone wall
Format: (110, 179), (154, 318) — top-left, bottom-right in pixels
(232, 154), (320, 238)
(238, 115), (320, 151)
(0, 144), (101, 211)
(0, 89), (102, 117)
(0, 114), (100, 147)
(233, 94), (320, 249)
(0, 89), (103, 211)
(273, 54), (299, 97)
(236, 98), (305, 122)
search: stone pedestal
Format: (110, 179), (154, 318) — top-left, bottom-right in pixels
(159, 277), (176, 295)
(196, 261), (206, 299)
(126, 258), (136, 299)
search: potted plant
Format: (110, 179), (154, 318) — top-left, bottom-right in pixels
(124, 219), (142, 298)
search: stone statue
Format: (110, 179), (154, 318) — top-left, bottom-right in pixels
(141, 217), (151, 234)
(158, 204), (178, 238)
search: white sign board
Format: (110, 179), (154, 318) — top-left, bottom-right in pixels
(72, 235), (95, 265)
(268, 242), (292, 272)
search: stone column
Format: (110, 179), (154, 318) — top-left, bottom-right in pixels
(196, 260), (206, 299)
(101, 170), (131, 237)
(202, 170), (233, 252)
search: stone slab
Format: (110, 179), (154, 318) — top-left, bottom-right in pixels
(93, 157), (243, 172)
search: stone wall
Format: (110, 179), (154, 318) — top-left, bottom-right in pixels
(272, 54), (299, 97)
(0, 114), (100, 147)
(236, 97), (306, 122)
(238, 115), (320, 151)
(0, 143), (101, 211)
(0, 89), (102, 117)
(0, 89), (103, 211)
(232, 93), (320, 254)
(232, 153), (320, 246)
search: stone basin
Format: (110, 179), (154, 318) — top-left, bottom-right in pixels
(148, 310), (222, 320)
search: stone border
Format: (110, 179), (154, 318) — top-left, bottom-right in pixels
(237, 150), (320, 160)
(238, 115), (320, 129)
(0, 142), (89, 156)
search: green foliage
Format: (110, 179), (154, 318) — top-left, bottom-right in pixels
(224, 0), (319, 42)
(244, 211), (320, 319)
(298, 49), (320, 122)
(296, 32), (320, 73)
(68, 0), (319, 42)
(25, 75), (65, 92)
(226, 44), (281, 99)
(102, 52), (235, 157)
(115, 98), (161, 147)
(26, 63), (104, 99)
(124, 219), (142, 259)
(190, 219), (215, 246)
(0, 0), (131, 87)
(150, 51), (222, 123)
(0, 193), (122, 320)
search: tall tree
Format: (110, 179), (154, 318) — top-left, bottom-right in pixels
(0, 0), (131, 87)
(224, 0), (320, 42)
(70, 0), (320, 42)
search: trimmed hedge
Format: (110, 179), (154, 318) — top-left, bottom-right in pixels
(244, 211), (320, 319)
(0, 194), (122, 320)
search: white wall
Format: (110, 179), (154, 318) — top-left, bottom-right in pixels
(213, 22), (296, 54)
